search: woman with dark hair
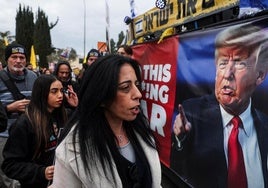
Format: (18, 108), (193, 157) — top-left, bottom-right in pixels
(117, 45), (133, 58)
(1, 75), (78, 188)
(50, 55), (162, 187)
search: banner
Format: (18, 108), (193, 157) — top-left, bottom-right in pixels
(132, 15), (268, 184)
(240, 0), (268, 8)
(132, 0), (239, 38)
(4, 36), (9, 46)
(133, 36), (178, 166)
(30, 45), (37, 69)
(97, 41), (107, 53)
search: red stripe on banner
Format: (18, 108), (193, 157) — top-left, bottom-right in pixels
(132, 36), (179, 166)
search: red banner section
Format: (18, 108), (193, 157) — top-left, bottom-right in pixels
(132, 36), (178, 166)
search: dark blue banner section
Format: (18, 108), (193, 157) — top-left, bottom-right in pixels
(171, 15), (268, 187)
(176, 17), (268, 116)
(240, 0), (268, 8)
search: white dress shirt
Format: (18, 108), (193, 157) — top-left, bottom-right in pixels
(220, 100), (264, 188)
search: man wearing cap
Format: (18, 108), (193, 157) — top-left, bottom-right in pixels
(0, 43), (37, 188)
(85, 48), (101, 66)
(77, 48), (101, 84)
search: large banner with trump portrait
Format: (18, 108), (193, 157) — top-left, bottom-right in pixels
(132, 14), (268, 180)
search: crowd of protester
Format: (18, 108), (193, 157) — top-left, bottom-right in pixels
(1, 21), (268, 188)
(0, 43), (163, 188)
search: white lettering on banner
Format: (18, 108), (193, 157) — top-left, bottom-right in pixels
(143, 64), (171, 82)
(143, 83), (169, 103)
(141, 64), (172, 137)
(141, 100), (166, 137)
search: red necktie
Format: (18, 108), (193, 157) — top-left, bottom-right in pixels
(228, 116), (247, 188)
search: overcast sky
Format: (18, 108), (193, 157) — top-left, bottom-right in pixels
(0, 0), (155, 57)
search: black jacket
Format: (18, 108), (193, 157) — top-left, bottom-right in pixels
(0, 100), (7, 132)
(1, 114), (62, 188)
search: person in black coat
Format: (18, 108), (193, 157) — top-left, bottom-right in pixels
(1, 75), (78, 188)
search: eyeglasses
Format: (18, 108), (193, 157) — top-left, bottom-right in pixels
(217, 59), (250, 70)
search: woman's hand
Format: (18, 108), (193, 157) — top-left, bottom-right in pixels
(45, 165), (54, 180)
(65, 85), (78, 107)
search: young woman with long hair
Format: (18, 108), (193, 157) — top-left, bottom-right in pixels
(2, 74), (78, 188)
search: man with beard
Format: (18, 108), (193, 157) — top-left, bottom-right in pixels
(0, 43), (38, 187)
(53, 61), (79, 115)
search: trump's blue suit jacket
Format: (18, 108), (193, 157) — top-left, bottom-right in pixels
(170, 94), (268, 188)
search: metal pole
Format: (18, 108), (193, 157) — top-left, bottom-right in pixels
(83, 0), (86, 59)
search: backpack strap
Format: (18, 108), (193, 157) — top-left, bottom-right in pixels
(0, 70), (26, 100)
